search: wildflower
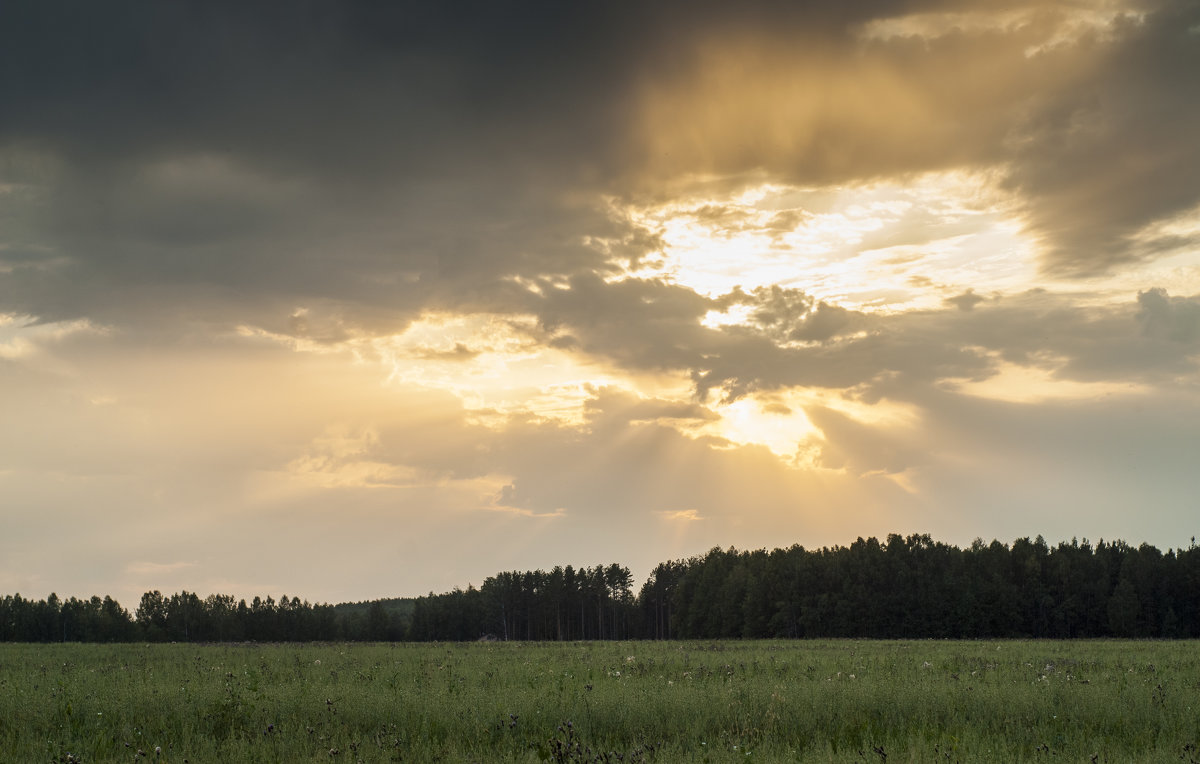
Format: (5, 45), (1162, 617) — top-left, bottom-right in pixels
(155, 746), (162, 755)
(314, 660), (321, 666)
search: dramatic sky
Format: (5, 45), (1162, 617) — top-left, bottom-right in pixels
(3, 1), (1199, 607)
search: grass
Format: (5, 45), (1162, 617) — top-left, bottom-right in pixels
(1, 640), (1199, 762)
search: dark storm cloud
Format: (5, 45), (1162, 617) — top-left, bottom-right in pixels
(4, 165), (635, 331)
(2, 0), (1198, 348)
(0, 3), (638, 176)
(0, 2), (658, 325)
(0, 0), (919, 184)
(1000, 2), (1200, 276)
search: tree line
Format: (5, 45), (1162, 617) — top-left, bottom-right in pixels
(3, 535), (1199, 642)
(637, 535), (1200, 640)
(0, 591), (407, 643)
(407, 564), (636, 641)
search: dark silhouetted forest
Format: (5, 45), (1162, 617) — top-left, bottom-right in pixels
(3, 535), (1199, 642)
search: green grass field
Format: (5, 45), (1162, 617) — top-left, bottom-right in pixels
(1, 640), (1198, 762)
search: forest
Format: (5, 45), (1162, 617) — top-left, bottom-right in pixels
(3, 534), (1199, 642)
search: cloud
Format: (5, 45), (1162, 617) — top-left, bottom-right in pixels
(413, 342), (481, 362)
(584, 386), (719, 426)
(0, 313), (103, 360)
(660, 509), (703, 522)
(999, 2), (1200, 276)
(488, 483), (568, 518)
(628, 1), (1200, 278)
(945, 289), (986, 312)
(0, 3), (666, 329)
(1, 0), (1196, 343)
(1136, 287), (1200, 343)
(806, 404), (926, 476)
(126, 561), (197, 577)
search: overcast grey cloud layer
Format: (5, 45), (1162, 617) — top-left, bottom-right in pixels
(1, 1), (1198, 605)
(4, 1), (1199, 320)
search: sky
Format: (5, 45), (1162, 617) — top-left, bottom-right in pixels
(2, 0), (1199, 608)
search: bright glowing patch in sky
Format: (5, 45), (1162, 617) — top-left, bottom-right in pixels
(617, 172), (1039, 312)
(700, 396), (815, 458)
(943, 359), (1152, 403)
(377, 313), (658, 424)
(241, 311), (692, 429)
(235, 165), (1200, 499)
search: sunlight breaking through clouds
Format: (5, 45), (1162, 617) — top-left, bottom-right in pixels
(613, 173), (1039, 313)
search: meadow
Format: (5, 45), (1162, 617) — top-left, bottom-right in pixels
(1, 640), (1198, 763)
